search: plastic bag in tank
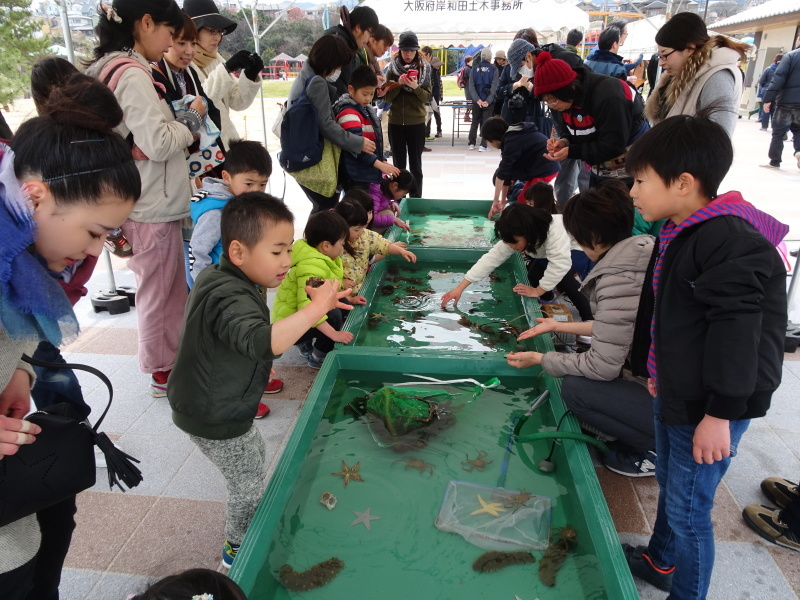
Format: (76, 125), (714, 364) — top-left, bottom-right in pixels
(364, 386), (453, 436)
(435, 480), (551, 551)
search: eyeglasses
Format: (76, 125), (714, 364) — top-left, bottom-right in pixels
(203, 27), (226, 37)
(658, 49), (677, 62)
(543, 97), (560, 107)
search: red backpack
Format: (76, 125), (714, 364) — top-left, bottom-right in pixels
(456, 65), (467, 89)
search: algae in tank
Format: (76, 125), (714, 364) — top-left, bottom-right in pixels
(254, 371), (609, 600)
(402, 210), (496, 248)
(353, 262), (531, 353)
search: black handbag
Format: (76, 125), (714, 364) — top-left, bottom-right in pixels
(0, 356), (143, 527)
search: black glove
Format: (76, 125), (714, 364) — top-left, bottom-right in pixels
(225, 50), (251, 73)
(244, 53), (264, 81)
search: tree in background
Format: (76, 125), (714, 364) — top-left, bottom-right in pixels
(220, 7), (323, 64)
(0, 0), (50, 105)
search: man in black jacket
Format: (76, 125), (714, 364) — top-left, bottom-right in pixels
(762, 35), (800, 169)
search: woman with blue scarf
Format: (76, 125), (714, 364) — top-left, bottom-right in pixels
(0, 75), (140, 599)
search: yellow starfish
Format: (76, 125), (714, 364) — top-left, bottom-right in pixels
(470, 494), (508, 517)
(331, 460), (364, 487)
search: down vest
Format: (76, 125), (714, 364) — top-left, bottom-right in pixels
(272, 239), (344, 324)
(542, 235), (654, 381)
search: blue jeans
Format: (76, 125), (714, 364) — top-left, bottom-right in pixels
(31, 341), (91, 421)
(646, 397), (749, 600)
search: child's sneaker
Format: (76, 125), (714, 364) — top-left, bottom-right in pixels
(425, 135), (435, 141)
(150, 370), (170, 398)
(622, 543), (674, 591)
(264, 378), (284, 395)
(761, 476), (799, 509)
(297, 341), (312, 358)
(307, 351), (326, 369)
(105, 229), (133, 257)
(743, 504), (800, 552)
(221, 539), (240, 569)
(604, 449), (656, 477)
(255, 402), (270, 419)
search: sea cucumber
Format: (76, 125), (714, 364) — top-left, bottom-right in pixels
(538, 525), (578, 587)
(472, 550), (536, 572)
(278, 557), (344, 592)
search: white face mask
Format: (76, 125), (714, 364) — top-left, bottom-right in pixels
(518, 64), (533, 78)
(326, 69), (341, 83)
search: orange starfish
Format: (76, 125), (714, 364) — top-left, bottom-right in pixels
(331, 460), (364, 487)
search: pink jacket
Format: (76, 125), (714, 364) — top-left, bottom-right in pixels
(368, 183), (395, 228)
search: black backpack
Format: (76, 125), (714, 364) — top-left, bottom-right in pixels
(279, 77), (323, 173)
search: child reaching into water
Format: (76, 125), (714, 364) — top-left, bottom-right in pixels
(334, 199), (417, 304)
(273, 211), (355, 368)
(441, 203), (592, 322)
(168, 194), (351, 570)
(621, 113), (787, 598)
(368, 169), (414, 234)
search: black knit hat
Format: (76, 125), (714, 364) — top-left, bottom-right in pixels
(184, 0), (237, 35)
(655, 12), (709, 50)
(398, 31), (420, 51)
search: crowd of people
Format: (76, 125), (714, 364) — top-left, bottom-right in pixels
(0, 1), (797, 599)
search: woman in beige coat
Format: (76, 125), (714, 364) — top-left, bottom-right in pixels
(88, 0), (205, 396)
(507, 181), (657, 478)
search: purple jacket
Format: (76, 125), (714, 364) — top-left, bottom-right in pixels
(368, 183), (395, 229)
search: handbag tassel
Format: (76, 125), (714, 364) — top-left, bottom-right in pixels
(92, 430), (143, 491)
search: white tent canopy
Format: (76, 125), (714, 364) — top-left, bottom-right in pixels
(618, 15), (664, 61)
(362, 0), (590, 46)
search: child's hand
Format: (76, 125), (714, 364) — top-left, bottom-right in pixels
(517, 317), (557, 341)
(513, 284), (546, 298)
(692, 415), (731, 464)
(394, 217), (410, 231)
(390, 202), (400, 215)
(400, 249), (417, 263)
(342, 278), (357, 290)
(330, 330), (355, 344)
(393, 241), (407, 249)
(505, 351), (543, 369)
(350, 295), (368, 305)
(378, 162), (401, 177)
(441, 288), (463, 307)
(305, 279), (354, 312)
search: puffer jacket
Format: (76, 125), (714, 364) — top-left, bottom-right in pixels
(168, 256), (279, 440)
(191, 50), (261, 149)
(763, 46), (800, 106)
(464, 215), (573, 293)
(87, 51), (193, 223)
(584, 49), (627, 80)
(272, 239), (344, 324)
(542, 235), (654, 380)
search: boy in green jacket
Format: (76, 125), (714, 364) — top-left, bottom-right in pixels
(168, 193), (352, 570)
(273, 211), (355, 368)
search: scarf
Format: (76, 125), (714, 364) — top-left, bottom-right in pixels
(388, 54), (432, 93)
(0, 145), (78, 346)
(193, 46), (218, 71)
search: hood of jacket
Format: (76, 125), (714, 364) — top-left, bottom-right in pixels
(200, 176), (230, 199)
(291, 238), (342, 272)
(583, 234), (655, 289)
(663, 191), (789, 247)
(332, 92), (362, 115)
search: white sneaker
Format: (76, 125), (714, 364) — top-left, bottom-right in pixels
(478, 146), (489, 152)
(468, 144), (475, 150)
(795, 151), (800, 169)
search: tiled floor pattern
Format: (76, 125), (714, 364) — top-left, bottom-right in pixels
(5, 96), (800, 598)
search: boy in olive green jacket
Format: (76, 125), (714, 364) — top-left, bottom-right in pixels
(168, 193), (351, 569)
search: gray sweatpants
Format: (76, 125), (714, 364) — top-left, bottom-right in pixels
(191, 426), (267, 545)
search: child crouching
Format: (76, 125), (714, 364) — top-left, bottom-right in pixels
(273, 211), (355, 368)
(334, 198), (416, 304)
(167, 194), (351, 569)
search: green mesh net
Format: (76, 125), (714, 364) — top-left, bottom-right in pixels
(365, 386), (453, 437)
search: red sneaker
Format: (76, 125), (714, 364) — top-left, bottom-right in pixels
(264, 378), (284, 394)
(255, 402), (271, 419)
